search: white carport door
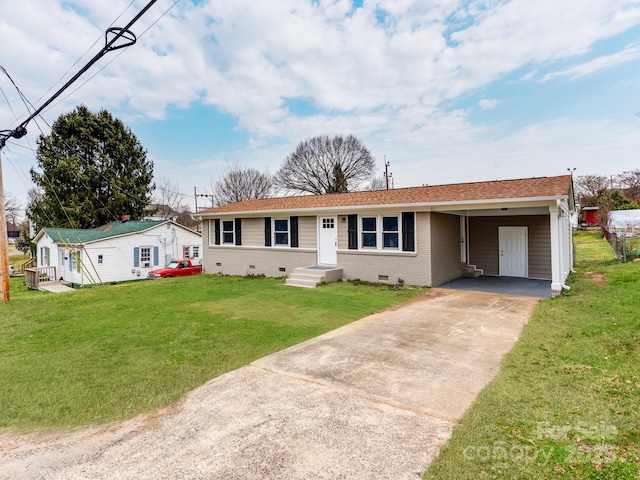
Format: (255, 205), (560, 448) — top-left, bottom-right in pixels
(499, 226), (527, 277)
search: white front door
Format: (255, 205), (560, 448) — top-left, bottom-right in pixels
(499, 226), (528, 277)
(318, 216), (337, 265)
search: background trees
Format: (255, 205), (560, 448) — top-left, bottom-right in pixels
(210, 160), (273, 206)
(27, 106), (154, 230)
(276, 135), (376, 195)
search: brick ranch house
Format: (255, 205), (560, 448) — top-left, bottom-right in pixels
(195, 175), (575, 296)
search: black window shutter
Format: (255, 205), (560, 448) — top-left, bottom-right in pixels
(234, 218), (242, 246)
(402, 212), (415, 252)
(214, 219), (221, 245)
(264, 217), (272, 246)
(290, 216), (299, 248)
(348, 214), (358, 249)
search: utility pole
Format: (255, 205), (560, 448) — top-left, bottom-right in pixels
(0, 151), (9, 301)
(0, 0), (159, 302)
(384, 158), (392, 190)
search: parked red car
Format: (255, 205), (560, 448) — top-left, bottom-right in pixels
(147, 259), (203, 279)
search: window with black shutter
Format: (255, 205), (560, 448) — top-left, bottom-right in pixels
(214, 219), (221, 245)
(264, 217), (272, 246)
(234, 218), (242, 245)
(402, 212), (415, 252)
(290, 216), (299, 248)
(348, 214), (358, 249)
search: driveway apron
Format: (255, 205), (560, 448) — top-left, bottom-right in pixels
(0, 289), (538, 480)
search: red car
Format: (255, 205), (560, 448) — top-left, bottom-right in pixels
(147, 259), (203, 279)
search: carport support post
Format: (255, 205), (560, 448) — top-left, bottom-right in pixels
(549, 204), (563, 296)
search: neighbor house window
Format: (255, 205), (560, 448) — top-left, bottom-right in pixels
(361, 217), (377, 248)
(183, 246), (190, 258)
(192, 246), (199, 258)
(140, 247), (151, 266)
(382, 216), (399, 248)
(274, 219), (289, 246)
(222, 220), (234, 244)
(98, 255), (103, 264)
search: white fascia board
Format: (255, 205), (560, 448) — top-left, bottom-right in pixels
(198, 195), (566, 218)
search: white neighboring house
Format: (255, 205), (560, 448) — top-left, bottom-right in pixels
(33, 219), (202, 286)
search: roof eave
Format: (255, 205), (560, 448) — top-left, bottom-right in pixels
(195, 194), (568, 217)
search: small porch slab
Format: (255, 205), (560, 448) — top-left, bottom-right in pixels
(39, 282), (76, 294)
(285, 266), (343, 288)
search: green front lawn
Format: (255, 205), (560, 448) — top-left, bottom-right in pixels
(0, 275), (426, 431)
(426, 231), (640, 479)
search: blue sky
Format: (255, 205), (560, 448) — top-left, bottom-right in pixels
(1, 0), (640, 213)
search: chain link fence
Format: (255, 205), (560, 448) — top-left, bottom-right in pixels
(604, 229), (640, 262)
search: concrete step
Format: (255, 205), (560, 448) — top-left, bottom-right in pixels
(460, 263), (483, 277)
(285, 277), (320, 288)
(286, 266), (343, 288)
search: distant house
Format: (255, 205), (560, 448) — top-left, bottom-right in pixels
(195, 175), (575, 296)
(33, 218), (202, 286)
(5, 222), (21, 243)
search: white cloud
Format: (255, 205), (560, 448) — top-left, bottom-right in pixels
(540, 43), (640, 81)
(478, 98), (498, 110)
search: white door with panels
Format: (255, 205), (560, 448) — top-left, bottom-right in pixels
(318, 216), (337, 265)
(498, 226), (527, 277)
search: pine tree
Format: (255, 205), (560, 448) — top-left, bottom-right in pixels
(28, 105), (154, 230)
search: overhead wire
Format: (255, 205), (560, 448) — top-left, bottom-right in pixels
(1, 0), (182, 232)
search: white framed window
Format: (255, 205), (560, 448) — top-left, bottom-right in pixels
(360, 215), (401, 250)
(140, 247), (151, 267)
(222, 220), (234, 244)
(382, 216), (399, 249)
(183, 246), (190, 258)
(98, 254), (104, 264)
(322, 218), (335, 229)
(274, 219), (289, 246)
(192, 246), (199, 258)
(361, 217), (377, 248)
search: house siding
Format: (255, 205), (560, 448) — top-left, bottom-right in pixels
(202, 246), (316, 277)
(430, 212), (461, 286)
(240, 218), (265, 247)
(337, 212), (432, 286)
(468, 215), (551, 279)
(298, 216), (317, 249)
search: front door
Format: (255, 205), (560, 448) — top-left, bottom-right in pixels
(318, 216), (337, 265)
(499, 226), (527, 277)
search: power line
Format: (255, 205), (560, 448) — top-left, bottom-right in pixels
(0, 0), (160, 150)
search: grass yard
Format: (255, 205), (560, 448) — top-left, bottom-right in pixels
(425, 230), (640, 479)
(0, 275), (426, 431)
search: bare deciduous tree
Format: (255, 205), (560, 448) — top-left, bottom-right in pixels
(575, 175), (610, 207)
(210, 160), (273, 206)
(617, 169), (640, 204)
(153, 178), (190, 218)
(276, 135), (376, 195)
(4, 192), (22, 225)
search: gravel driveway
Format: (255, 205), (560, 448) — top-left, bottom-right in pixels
(0, 288), (538, 479)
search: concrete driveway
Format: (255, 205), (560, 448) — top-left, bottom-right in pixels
(0, 289), (539, 480)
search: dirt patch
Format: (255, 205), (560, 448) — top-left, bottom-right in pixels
(584, 272), (607, 284)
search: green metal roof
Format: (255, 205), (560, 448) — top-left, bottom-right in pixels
(43, 220), (167, 245)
